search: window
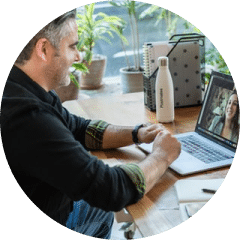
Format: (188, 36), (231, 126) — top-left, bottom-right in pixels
(78, 1), (228, 80)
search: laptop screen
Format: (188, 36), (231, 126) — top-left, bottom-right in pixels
(196, 71), (239, 151)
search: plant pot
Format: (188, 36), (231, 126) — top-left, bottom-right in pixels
(80, 55), (107, 90)
(54, 71), (80, 103)
(120, 67), (144, 93)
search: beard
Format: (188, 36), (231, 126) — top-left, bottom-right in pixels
(51, 49), (72, 88)
(58, 70), (71, 87)
(48, 58), (72, 89)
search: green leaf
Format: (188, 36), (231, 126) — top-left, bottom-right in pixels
(70, 73), (81, 89)
(98, 35), (113, 45)
(86, 3), (95, 20)
(72, 63), (89, 73)
(85, 50), (93, 64)
(76, 1), (127, 59)
(139, 5), (159, 19)
(108, 1), (122, 7)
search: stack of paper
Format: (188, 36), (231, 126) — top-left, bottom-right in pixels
(174, 178), (224, 221)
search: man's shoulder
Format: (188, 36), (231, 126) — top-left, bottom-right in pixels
(1, 88), (55, 130)
(1, 98), (43, 131)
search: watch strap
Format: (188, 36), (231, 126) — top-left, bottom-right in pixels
(132, 124), (144, 144)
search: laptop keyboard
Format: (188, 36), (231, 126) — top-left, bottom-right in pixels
(179, 135), (233, 164)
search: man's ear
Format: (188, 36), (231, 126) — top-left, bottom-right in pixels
(35, 38), (49, 62)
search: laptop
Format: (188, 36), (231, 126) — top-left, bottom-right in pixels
(139, 71), (239, 175)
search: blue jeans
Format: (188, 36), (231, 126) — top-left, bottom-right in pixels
(66, 200), (114, 239)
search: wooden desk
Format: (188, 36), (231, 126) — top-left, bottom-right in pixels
(63, 92), (229, 238)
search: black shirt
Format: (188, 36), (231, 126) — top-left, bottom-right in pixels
(1, 66), (142, 225)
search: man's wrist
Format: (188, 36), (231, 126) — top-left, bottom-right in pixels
(150, 151), (170, 169)
(132, 124), (145, 144)
(151, 149), (170, 166)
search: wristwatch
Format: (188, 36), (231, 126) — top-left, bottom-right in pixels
(132, 124), (145, 144)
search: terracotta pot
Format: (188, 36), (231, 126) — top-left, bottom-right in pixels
(120, 67), (144, 93)
(55, 71), (80, 103)
(80, 55), (106, 90)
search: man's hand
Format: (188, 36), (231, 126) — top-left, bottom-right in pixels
(137, 128), (181, 193)
(152, 130), (181, 165)
(137, 124), (165, 143)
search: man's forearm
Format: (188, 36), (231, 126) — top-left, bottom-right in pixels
(102, 125), (134, 149)
(102, 123), (164, 149)
(137, 151), (169, 193)
(102, 125), (180, 195)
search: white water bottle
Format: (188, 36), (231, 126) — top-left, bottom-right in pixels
(155, 56), (174, 123)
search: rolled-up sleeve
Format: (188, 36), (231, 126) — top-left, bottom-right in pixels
(85, 120), (109, 150)
(118, 163), (146, 198)
(85, 120), (146, 198)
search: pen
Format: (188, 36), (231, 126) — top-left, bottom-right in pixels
(202, 188), (216, 194)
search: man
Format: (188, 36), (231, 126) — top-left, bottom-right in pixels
(1, 9), (181, 239)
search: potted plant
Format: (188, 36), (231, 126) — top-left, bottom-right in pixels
(76, 3), (127, 89)
(110, 0), (144, 93)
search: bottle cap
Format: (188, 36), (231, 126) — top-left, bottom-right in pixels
(158, 57), (168, 66)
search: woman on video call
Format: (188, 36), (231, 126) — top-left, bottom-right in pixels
(209, 90), (239, 143)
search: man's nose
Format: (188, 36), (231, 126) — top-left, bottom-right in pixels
(75, 51), (81, 62)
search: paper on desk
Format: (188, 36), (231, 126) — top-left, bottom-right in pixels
(175, 178), (224, 221)
(156, 186), (179, 210)
(185, 202), (206, 217)
(175, 178), (224, 203)
(179, 202), (206, 221)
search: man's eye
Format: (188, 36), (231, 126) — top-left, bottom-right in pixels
(71, 45), (77, 49)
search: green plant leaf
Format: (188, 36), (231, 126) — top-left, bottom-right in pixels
(85, 50), (92, 64)
(86, 3), (95, 21)
(76, 2), (127, 65)
(72, 63), (89, 73)
(205, 46), (230, 74)
(108, 1), (122, 7)
(139, 4), (159, 19)
(70, 73), (81, 89)
(98, 35), (113, 44)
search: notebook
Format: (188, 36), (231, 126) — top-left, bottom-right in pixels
(174, 178), (224, 221)
(139, 71), (238, 175)
(143, 41), (173, 78)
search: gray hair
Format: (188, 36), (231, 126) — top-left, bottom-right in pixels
(15, 9), (76, 65)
